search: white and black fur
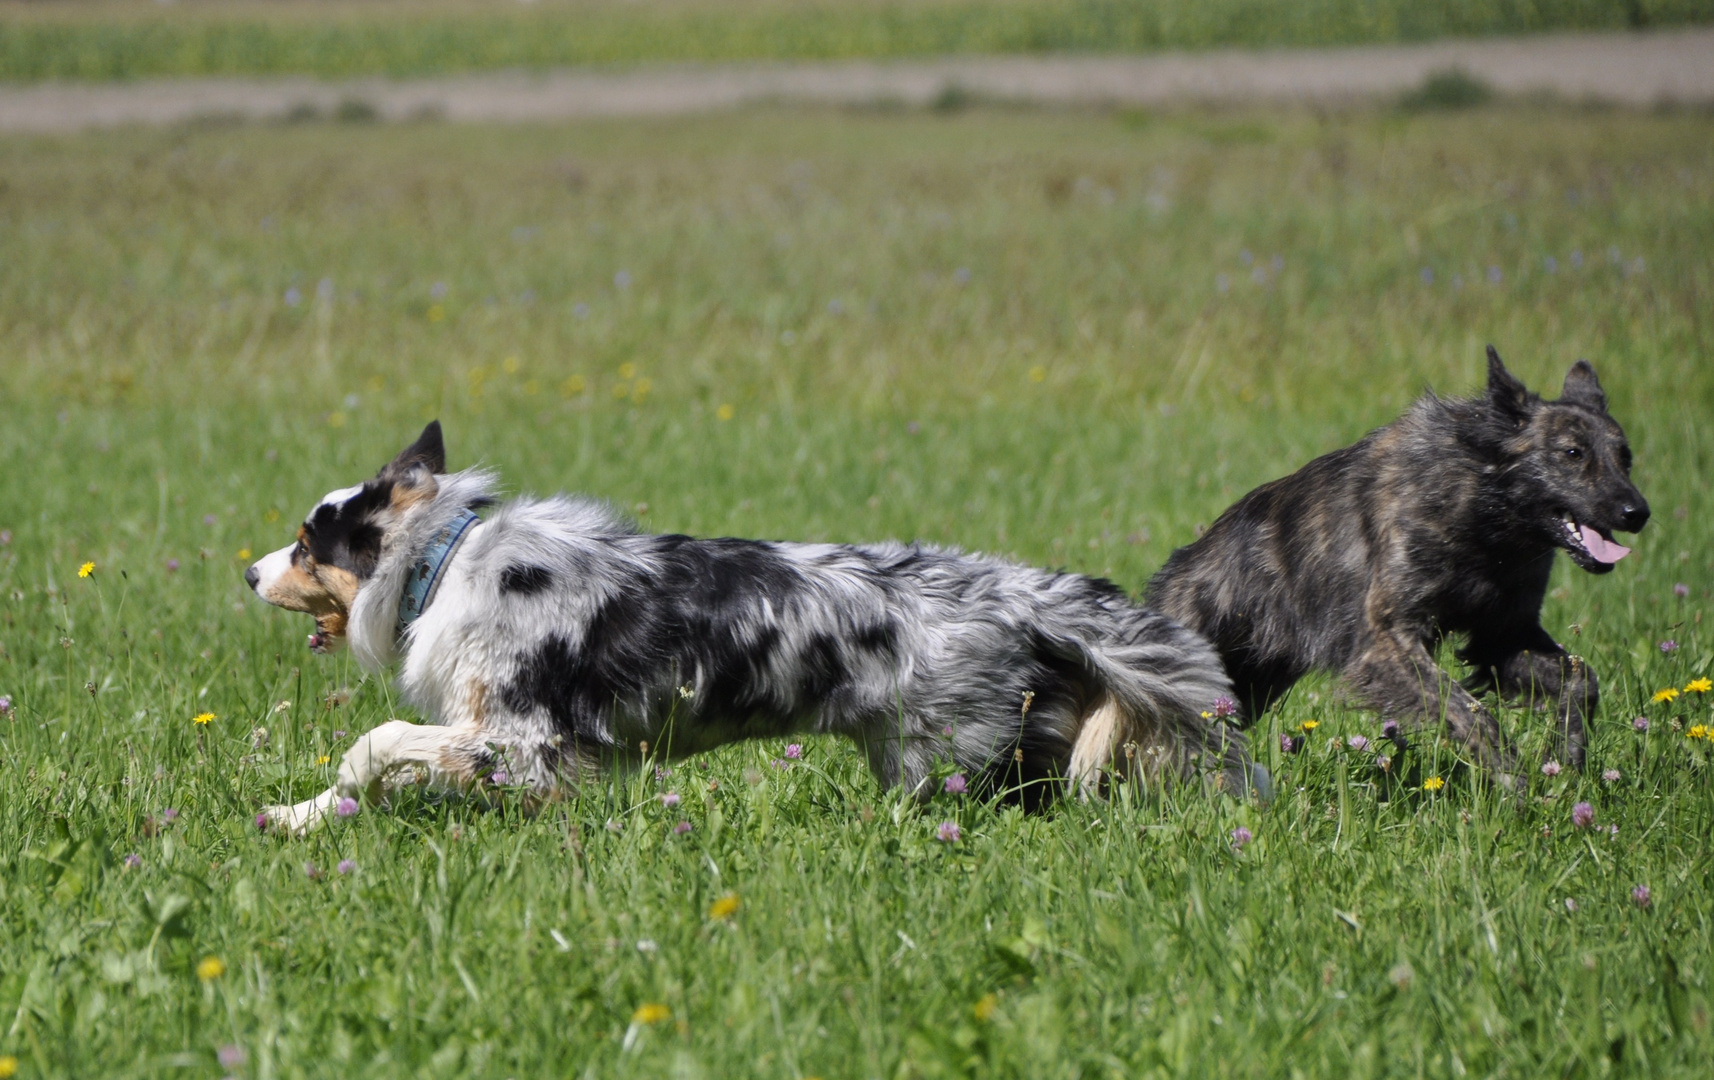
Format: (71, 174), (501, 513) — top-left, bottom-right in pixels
(247, 423), (1257, 833)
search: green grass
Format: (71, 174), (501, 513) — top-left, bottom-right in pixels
(2, 0), (1712, 82)
(1, 102), (1712, 1078)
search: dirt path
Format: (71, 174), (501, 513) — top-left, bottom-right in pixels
(2, 27), (1709, 133)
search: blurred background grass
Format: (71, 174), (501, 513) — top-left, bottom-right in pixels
(2, 0), (1711, 82)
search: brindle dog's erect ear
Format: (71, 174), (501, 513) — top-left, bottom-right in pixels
(1561, 360), (1607, 411)
(381, 421), (447, 478)
(1485, 345), (1533, 418)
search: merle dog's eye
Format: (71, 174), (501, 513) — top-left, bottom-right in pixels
(1564, 447), (1583, 460)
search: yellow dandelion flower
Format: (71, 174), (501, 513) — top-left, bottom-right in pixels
(973, 993), (999, 1022)
(631, 1002), (670, 1025)
(0, 1054), (16, 1079)
(559, 375), (586, 398)
(192, 712), (215, 726)
(236, 548), (251, 561)
(317, 755), (331, 765)
(716, 403), (735, 421)
(1299, 720), (1319, 732)
(196, 956), (226, 981)
(1685, 678), (1712, 694)
(618, 362), (637, 380)
(1653, 688), (1680, 704)
(1028, 365), (1047, 384)
(1200, 711), (1212, 719)
(1688, 725), (1709, 740)
(427, 304), (445, 323)
(78, 561), (96, 578)
(708, 893), (740, 920)
(1422, 776), (1445, 792)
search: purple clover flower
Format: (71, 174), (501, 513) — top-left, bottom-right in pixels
(661, 791), (681, 808)
(123, 853), (142, 869)
(1602, 768), (1621, 783)
(1660, 639), (1679, 654)
(1211, 696), (1237, 719)
(1348, 735), (1370, 752)
(332, 729), (347, 739)
(217, 1045), (247, 1069)
(489, 769), (509, 786)
(1541, 760), (1562, 777)
(1230, 825), (1253, 849)
(1633, 716), (1649, 732)
(673, 821), (692, 835)
(304, 862), (321, 880)
(337, 859), (356, 875)
(1376, 755), (1392, 771)
(1673, 583), (1690, 598)
(936, 821), (961, 843)
(165, 558), (179, 572)
(944, 774), (968, 795)
(335, 797), (359, 818)
(1280, 734), (1303, 755)
(162, 807), (179, 822)
(1571, 801), (1595, 828)
(0, 695), (12, 715)
(1382, 719), (1400, 739)
(784, 743), (803, 760)
(256, 812), (270, 831)
(1632, 885), (1651, 909)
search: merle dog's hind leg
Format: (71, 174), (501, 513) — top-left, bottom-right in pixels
(1463, 627), (1594, 771)
(1348, 630), (1519, 785)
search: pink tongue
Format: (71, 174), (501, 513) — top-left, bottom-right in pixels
(1579, 524), (1631, 564)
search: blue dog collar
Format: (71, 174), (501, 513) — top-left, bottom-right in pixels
(397, 509), (480, 634)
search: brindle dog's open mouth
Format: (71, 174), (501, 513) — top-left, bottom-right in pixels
(1560, 516), (1631, 569)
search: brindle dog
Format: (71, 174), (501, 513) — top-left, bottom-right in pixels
(1148, 347), (1648, 777)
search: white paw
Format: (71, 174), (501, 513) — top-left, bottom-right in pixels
(260, 792), (336, 836)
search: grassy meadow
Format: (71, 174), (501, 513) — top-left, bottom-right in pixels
(0, 102), (1712, 1077)
(2, 0), (1711, 82)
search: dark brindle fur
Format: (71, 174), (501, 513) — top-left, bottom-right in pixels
(1148, 347), (1648, 776)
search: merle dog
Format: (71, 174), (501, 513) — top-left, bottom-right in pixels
(1148, 347), (1648, 777)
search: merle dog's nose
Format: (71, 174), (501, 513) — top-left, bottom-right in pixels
(244, 564), (260, 590)
(1620, 502), (1650, 532)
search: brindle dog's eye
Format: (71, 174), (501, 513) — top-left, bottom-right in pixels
(1565, 447), (1583, 459)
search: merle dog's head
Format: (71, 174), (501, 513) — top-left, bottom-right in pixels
(244, 422), (446, 651)
(1479, 346), (1648, 574)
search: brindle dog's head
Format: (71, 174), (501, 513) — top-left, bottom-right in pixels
(1481, 346), (1648, 574)
(245, 422), (445, 651)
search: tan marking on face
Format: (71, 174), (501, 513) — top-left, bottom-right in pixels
(255, 550), (361, 640)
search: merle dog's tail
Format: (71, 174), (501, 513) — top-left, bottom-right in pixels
(1055, 610), (1265, 800)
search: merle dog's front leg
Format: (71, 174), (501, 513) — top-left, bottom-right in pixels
(1464, 627), (1594, 770)
(1348, 630), (1519, 784)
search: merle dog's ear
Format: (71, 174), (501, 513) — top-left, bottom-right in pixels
(1561, 360), (1607, 411)
(1485, 345), (1532, 418)
(381, 421), (447, 478)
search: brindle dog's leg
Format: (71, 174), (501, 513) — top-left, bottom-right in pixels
(1347, 629), (1520, 783)
(1463, 627), (1594, 771)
